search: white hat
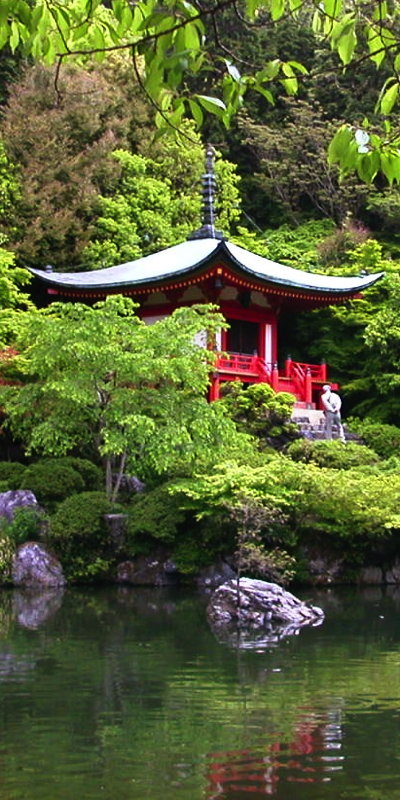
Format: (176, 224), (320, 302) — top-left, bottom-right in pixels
(322, 384), (331, 391)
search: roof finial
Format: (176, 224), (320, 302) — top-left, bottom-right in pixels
(187, 144), (225, 241)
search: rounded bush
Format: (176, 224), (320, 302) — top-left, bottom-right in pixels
(126, 484), (185, 549)
(20, 462), (84, 506)
(48, 491), (122, 580)
(41, 457), (103, 492)
(286, 438), (380, 469)
(50, 491), (116, 541)
(0, 461), (27, 490)
(348, 419), (400, 459)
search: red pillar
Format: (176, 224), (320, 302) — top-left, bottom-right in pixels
(320, 360), (327, 382)
(209, 374), (220, 402)
(285, 355), (292, 378)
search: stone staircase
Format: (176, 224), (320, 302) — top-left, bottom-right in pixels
(291, 409), (361, 443)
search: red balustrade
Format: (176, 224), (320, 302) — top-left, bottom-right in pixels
(213, 353), (329, 406)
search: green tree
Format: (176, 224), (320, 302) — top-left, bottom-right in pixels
(0, 297), (246, 499)
(239, 101), (370, 225)
(81, 142), (241, 268)
(1, 60), (153, 269)
(2, 1), (400, 181)
(0, 248), (33, 348)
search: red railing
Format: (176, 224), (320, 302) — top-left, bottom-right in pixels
(214, 353), (328, 406)
(216, 353), (269, 378)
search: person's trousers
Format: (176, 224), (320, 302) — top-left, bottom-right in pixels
(324, 411), (346, 442)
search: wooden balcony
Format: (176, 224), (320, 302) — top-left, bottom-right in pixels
(212, 353), (332, 407)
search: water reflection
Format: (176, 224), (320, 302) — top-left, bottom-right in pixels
(0, 586), (399, 799)
(210, 617), (324, 651)
(206, 706), (344, 798)
(13, 588), (65, 629)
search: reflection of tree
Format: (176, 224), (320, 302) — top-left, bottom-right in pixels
(206, 706), (344, 798)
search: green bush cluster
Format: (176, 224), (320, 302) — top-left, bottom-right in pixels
(0, 461), (27, 490)
(48, 491), (123, 580)
(20, 462), (85, 508)
(126, 484), (186, 553)
(286, 439), (380, 469)
(218, 382), (298, 448)
(0, 506), (45, 547)
(42, 458), (103, 492)
(170, 452), (400, 576)
(348, 418), (400, 459)
(0, 458), (102, 504)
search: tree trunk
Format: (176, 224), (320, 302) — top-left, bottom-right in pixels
(105, 456), (112, 501)
(111, 451), (127, 503)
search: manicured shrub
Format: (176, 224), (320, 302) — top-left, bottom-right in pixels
(125, 484), (186, 552)
(348, 418), (400, 459)
(218, 381), (298, 448)
(0, 506), (46, 546)
(48, 491), (123, 580)
(19, 462), (85, 507)
(286, 438), (380, 469)
(0, 461), (27, 490)
(41, 457), (103, 491)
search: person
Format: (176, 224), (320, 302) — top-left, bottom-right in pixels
(321, 384), (346, 443)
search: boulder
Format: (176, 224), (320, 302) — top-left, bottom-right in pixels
(385, 560), (400, 584)
(196, 559), (236, 590)
(0, 490), (38, 523)
(306, 554), (344, 585)
(359, 566), (383, 585)
(12, 542), (65, 589)
(207, 577), (324, 630)
(116, 553), (179, 586)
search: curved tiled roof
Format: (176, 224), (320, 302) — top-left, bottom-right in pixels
(29, 238), (383, 295)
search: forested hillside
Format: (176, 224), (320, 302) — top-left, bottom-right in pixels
(1, 1), (400, 585)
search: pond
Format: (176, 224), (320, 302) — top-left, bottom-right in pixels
(0, 584), (399, 800)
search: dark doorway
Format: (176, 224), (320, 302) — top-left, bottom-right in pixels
(227, 319), (259, 354)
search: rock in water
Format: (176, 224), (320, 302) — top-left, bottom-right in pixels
(207, 577), (324, 630)
(12, 543), (65, 589)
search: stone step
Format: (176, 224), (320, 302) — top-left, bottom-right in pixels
(291, 412), (363, 444)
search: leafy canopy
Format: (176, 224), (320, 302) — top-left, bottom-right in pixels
(2, 1), (400, 180)
(0, 296), (249, 498)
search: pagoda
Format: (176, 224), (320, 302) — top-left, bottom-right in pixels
(29, 146), (383, 408)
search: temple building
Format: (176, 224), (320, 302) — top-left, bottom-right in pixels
(29, 147), (383, 408)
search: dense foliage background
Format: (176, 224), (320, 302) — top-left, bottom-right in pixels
(1, 1), (400, 584)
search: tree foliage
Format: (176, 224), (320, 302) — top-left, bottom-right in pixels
(1, 60), (153, 269)
(3, 1), (400, 181)
(81, 142), (241, 268)
(0, 297), (248, 499)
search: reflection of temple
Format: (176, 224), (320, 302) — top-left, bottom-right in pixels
(207, 707), (344, 797)
(29, 147), (383, 409)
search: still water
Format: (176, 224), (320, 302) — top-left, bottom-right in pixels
(0, 585), (400, 800)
